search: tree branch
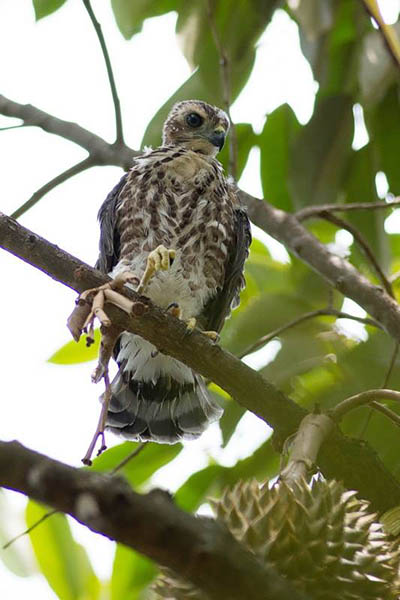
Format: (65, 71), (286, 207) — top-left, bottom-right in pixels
(0, 94), (136, 169)
(11, 156), (95, 219)
(0, 440), (309, 600)
(1, 212), (400, 511)
(82, 0), (124, 145)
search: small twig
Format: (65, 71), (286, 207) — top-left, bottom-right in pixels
(2, 509), (58, 550)
(370, 401), (400, 429)
(279, 413), (334, 487)
(390, 269), (400, 284)
(296, 198), (400, 221)
(0, 124), (26, 131)
(312, 211), (394, 298)
(332, 389), (400, 421)
(82, 0), (124, 145)
(11, 156), (95, 219)
(205, 0), (237, 178)
(111, 443), (148, 475)
(239, 308), (383, 358)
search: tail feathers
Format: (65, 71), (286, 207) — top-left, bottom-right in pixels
(106, 370), (223, 444)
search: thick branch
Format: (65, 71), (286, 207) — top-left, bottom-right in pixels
(0, 440), (308, 600)
(0, 94), (136, 169)
(1, 213), (400, 511)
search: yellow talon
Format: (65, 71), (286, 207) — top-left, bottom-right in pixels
(137, 245), (176, 295)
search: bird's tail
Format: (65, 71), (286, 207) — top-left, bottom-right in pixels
(105, 365), (223, 444)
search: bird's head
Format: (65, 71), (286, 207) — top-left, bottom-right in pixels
(162, 100), (229, 157)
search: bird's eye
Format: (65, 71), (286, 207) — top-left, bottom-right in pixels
(186, 113), (203, 128)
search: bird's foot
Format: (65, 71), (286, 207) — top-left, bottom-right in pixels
(137, 245), (176, 295)
(166, 307), (219, 343)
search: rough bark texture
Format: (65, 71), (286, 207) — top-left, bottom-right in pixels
(1, 212), (400, 512)
(0, 440), (309, 600)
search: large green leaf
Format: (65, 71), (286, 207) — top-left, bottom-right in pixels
(48, 329), (100, 364)
(90, 441), (182, 488)
(260, 104), (301, 211)
(111, 0), (178, 39)
(175, 440), (278, 512)
(111, 544), (156, 600)
(288, 94), (354, 208)
(26, 501), (100, 600)
(33, 0), (67, 20)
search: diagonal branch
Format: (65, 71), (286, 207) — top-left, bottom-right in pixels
(0, 440), (308, 600)
(1, 212), (400, 511)
(11, 156), (95, 219)
(0, 94), (137, 169)
(82, 0), (124, 145)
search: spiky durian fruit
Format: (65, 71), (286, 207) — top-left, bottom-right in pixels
(152, 478), (399, 600)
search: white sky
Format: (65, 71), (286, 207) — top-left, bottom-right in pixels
(0, 0), (398, 597)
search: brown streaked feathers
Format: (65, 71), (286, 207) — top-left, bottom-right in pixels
(96, 100), (251, 443)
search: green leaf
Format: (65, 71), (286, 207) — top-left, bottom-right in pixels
(175, 440), (278, 512)
(175, 464), (225, 512)
(0, 492), (34, 577)
(288, 94), (354, 208)
(111, 544), (156, 600)
(33, 0), (67, 20)
(26, 501), (100, 600)
(48, 329), (100, 364)
(219, 400), (246, 447)
(260, 104), (301, 211)
(111, 0), (178, 40)
(90, 441), (182, 488)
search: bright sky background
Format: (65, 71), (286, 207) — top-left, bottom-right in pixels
(0, 0), (399, 597)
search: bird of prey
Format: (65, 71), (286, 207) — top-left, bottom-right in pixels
(91, 100), (251, 444)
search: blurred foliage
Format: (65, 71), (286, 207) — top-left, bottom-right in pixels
(10, 0), (400, 597)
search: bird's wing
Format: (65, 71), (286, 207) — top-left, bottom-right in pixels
(199, 207), (252, 333)
(95, 173), (128, 274)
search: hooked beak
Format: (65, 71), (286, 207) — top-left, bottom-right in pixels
(207, 126), (226, 151)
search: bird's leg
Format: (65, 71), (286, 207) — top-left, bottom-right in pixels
(82, 369), (113, 466)
(137, 245), (176, 295)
